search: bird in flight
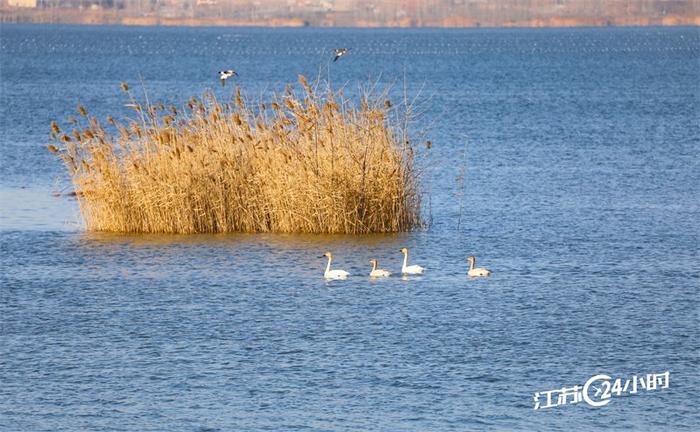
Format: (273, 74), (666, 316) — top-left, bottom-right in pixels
(218, 70), (237, 87)
(333, 48), (350, 62)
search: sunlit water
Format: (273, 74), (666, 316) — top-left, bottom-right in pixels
(1, 25), (699, 431)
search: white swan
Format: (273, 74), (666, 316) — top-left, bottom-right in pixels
(369, 259), (391, 278)
(400, 247), (425, 274)
(321, 251), (350, 280)
(468, 255), (491, 277)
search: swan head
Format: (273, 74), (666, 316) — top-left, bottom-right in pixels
(321, 251), (332, 258)
(468, 255), (475, 263)
(369, 259), (377, 265)
(399, 247), (408, 254)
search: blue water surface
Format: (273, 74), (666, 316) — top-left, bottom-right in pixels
(1, 24), (699, 431)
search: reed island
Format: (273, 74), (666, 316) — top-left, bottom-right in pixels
(49, 76), (423, 234)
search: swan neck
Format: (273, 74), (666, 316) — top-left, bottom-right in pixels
(371, 261), (377, 271)
(402, 251), (408, 269)
(469, 259), (474, 271)
(325, 256), (332, 274)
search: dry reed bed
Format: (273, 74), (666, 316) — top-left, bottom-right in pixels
(49, 76), (423, 234)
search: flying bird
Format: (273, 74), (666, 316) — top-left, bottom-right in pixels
(218, 70), (237, 87)
(333, 48), (350, 62)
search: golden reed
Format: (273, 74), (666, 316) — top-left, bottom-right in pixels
(49, 76), (423, 234)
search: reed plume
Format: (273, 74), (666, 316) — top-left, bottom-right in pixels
(49, 77), (424, 234)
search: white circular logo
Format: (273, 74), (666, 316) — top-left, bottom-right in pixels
(583, 374), (612, 407)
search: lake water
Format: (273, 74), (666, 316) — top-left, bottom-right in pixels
(1, 25), (699, 431)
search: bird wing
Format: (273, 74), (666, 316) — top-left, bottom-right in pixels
(220, 78), (226, 87)
(333, 55), (340, 62)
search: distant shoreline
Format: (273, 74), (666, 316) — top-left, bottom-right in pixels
(2, 8), (699, 29)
